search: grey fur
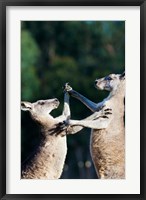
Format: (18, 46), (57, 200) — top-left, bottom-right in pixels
(65, 72), (125, 179)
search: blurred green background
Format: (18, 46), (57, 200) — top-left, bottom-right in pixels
(21, 21), (125, 179)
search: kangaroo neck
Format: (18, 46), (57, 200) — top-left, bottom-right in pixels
(106, 83), (125, 101)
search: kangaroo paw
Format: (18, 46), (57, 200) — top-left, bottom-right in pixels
(63, 83), (72, 92)
(100, 108), (112, 119)
(48, 121), (68, 136)
(104, 108), (112, 112)
(55, 121), (69, 136)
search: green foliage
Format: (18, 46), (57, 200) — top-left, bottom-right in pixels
(21, 30), (40, 68)
(21, 21), (125, 179)
(21, 30), (41, 100)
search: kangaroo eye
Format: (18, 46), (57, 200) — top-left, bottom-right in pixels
(38, 101), (45, 105)
(105, 76), (112, 81)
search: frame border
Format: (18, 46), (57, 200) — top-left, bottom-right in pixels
(0, 0), (145, 199)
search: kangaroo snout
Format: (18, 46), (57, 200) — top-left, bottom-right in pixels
(53, 98), (60, 107)
(54, 98), (59, 103)
(94, 79), (99, 88)
(95, 79), (98, 85)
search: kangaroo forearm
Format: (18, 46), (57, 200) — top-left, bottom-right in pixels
(66, 109), (99, 135)
(83, 111), (103, 120)
(67, 109), (109, 134)
(67, 125), (84, 134)
(67, 113), (101, 134)
(62, 93), (70, 118)
(68, 90), (99, 112)
(69, 118), (110, 129)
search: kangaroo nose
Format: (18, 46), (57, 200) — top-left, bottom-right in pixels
(95, 80), (98, 85)
(53, 98), (60, 108)
(54, 98), (59, 102)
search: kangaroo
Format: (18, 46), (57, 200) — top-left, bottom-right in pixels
(21, 96), (69, 179)
(64, 72), (125, 179)
(21, 84), (110, 179)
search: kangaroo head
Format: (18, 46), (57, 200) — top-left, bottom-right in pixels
(94, 72), (125, 92)
(21, 98), (60, 126)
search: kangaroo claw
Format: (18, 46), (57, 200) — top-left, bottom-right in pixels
(63, 83), (72, 92)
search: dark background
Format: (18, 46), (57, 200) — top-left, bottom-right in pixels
(21, 21), (125, 179)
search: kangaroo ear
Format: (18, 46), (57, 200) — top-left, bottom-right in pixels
(21, 101), (32, 111)
(120, 71), (125, 80)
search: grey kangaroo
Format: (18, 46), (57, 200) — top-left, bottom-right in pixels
(64, 72), (125, 179)
(21, 84), (111, 179)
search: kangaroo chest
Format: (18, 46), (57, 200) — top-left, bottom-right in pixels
(90, 99), (125, 179)
(22, 135), (67, 179)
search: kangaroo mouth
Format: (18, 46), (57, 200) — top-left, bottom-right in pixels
(95, 84), (102, 90)
(54, 101), (60, 108)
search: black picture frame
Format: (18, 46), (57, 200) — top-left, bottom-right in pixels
(0, 0), (145, 199)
